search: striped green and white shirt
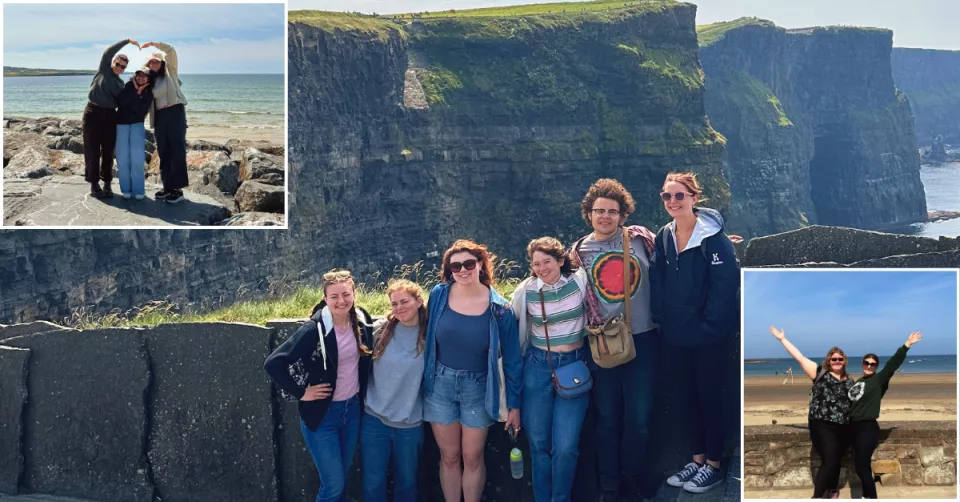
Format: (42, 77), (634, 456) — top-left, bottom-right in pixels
(524, 275), (587, 348)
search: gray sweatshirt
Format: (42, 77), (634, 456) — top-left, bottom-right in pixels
(579, 228), (657, 334)
(88, 39), (129, 109)
(364, 321), (425, 429)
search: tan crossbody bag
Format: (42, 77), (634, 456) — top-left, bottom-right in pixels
(586, 228), (637, 368)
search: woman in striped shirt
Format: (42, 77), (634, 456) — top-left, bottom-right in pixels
(511, 237), (591, 502)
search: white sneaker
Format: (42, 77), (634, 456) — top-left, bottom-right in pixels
(134, 194), (145, 201)
(683, 464), (723, 493)
(121, 192), (132, 199)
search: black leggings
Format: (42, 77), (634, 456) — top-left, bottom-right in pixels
(155, 104), (189, 190)
(851, 420), (880, 499)
(808, 419), (850, 498)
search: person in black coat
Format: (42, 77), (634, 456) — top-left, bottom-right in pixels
(264, 269), (374, 502)
(651, 172), (740, 494)
(115, 67), (154, 200)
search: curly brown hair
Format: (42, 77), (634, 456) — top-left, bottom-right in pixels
(580, 178), (636, 226)
(440, 239), (496, 286)
(526, 237), (573, 278)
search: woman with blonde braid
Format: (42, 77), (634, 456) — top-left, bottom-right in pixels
(361, 279), (428, 502)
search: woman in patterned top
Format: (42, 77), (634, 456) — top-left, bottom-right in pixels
(769, 326), (854, 499)
(510, 237), (591, 502)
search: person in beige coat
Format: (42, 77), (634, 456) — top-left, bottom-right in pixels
(142, 41), (188, 204)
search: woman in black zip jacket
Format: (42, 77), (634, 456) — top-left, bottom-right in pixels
(264, 269), (374, 502)
(848, 332), (923, 499)
(650, 172), (740, 494)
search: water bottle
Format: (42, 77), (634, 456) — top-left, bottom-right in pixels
(510, 447), (523, 480)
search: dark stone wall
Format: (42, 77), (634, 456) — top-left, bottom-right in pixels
(0, 321), (740, 502)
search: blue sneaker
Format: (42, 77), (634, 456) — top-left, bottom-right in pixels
(667, 462), (703, 487)
(683, 464), (723, 493)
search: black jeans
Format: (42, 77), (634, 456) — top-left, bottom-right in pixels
(851, 420), (880, 498)
(590, 329), (659, 493)
(155, 104), (189, 190)
(81, 103), (118, 184)
(808, 419), (850, 498)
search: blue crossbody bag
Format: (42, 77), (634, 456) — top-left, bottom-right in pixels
(539, 289), (593, 399)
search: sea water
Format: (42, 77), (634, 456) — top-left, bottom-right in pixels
(744, 354), (957, 376)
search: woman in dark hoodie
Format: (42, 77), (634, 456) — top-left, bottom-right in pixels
(115, 67), (153, 200)
(848, 332), (922, 499)
(264, 269), (375, 502)
(650, 172), (740, 494)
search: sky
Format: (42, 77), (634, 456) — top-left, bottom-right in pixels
(288, 0), (960, 50)
(2, 4), (285, 74)
(743, 270), (958, 359)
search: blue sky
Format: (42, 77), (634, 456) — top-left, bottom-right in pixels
(289, 0), (960, 50)
(744, 270), (958, 359)
(3, 4), (285, 74)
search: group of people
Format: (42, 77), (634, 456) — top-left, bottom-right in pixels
(264, 175), (742, 502)
(83, 38), (189, 202)
(770, 326), (923, 498)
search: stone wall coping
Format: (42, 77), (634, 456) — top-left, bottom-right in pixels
(746, 421), (957, 442)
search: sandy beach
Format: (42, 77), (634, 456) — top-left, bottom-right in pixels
(187, 125), (283, 145)
(744, 373), (957, 425)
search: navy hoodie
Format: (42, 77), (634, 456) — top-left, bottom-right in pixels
(650, 207), (740, 347)
(263, 301), (374, 431)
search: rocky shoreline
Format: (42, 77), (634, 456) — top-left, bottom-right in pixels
(2, 116), (286, 227)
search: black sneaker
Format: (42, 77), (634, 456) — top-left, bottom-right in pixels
(165, 190), (184, 204)
(101, 185), (114, 198)
(90, 182), (107, 199)
(667, 461), (703, 487)
(683, 464), (723, 494)
(155, 189), (171, 200)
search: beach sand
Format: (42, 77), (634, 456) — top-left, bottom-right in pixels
(187, 125), (283, 146)
(744, 373), (957, 425)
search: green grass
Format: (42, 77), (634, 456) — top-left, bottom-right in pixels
(696, 17), (774, 47)
(63, 261), (523, 329)
(288, 10), (403, 40)
(3, 66), (95, 77)
(404, 0), (672, 18)
(715, 71), (793, 128)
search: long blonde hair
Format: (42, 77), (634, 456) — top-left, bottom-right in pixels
(373, 279), (427, 360)
(321, 268), (371, 356)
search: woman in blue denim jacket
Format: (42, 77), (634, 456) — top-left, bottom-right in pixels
(423, 239), (523, 502)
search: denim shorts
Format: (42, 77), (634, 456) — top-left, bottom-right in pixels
(423, 362), (494, 429)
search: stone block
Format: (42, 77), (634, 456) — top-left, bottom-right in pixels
(770, 466), (813, 488)
(0, 346), (30, 494)
(768, 441), (799, 450)
(872, 460), (901, 474)
(876, 449), (897, 460)
(2, 329), (152, 501)
(744, 475), (773, 489)
(899, 457), (920, 465)
(744, 441), (766, 453)
(897, 446), (918, 459)
(902, 464), (923, 485)
(764, 445), (810, 474)
(0, 321), (65, 341)
(879, 473), (901, 486)
(945, 444), (955, 459)
(745, 466), (764, 475)
(145, 323), (277, 502)
(744, 456), (763, 467)
(919, 446), (945, 467)
(921, 438), (946, 446)
(922, 462), (956, 485)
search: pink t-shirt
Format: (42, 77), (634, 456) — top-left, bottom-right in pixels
(332, 325), (360, 401)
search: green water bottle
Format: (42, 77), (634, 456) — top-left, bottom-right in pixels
(510, 447), (523, 480)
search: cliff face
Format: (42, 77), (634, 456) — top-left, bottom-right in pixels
(700, 19), (927, 237)
(891, 48), (960, 145)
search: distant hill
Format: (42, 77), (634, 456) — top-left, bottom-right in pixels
(4, 66), (95, 77)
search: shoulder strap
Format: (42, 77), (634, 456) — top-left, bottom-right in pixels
(622, 227), (631, 328)
(538, 289), (556, 375)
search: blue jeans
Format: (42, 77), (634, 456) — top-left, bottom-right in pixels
(360, 411), (423, 502)
(521, 345), (590, 502)
(300, 395), (361, 502)
(115, 122), (146, 196)
(590, 329), (659, 492)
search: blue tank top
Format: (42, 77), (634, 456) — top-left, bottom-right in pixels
(436, 302), (490, 373)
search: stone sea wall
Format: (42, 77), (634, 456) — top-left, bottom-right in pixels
(744, 422), (957, 491)
(0, 320), (741, 501)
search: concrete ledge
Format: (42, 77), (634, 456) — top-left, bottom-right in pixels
(0, 346), (30, 494)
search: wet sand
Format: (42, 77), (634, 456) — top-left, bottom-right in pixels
(744, 373), (957, 425)
(187, 125), (283, 145)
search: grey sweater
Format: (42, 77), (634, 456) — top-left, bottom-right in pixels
(364, 321), (425, 429)
(88, 39), (129, 109)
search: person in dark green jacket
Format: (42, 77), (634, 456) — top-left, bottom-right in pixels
(847, 331), (923, 499)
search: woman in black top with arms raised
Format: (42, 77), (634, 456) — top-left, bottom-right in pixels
(769, 326), (854, 499)
(848, 332), (923, 499)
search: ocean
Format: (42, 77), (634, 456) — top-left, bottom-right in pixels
(2, 73), (283, 132)
(744, 354), (957, 376)
(889, 161), (960, 237)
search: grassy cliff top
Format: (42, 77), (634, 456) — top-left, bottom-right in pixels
(696, 17), (775, 47)
(405, 0), (677, 18)
(287, 10), (403, 40)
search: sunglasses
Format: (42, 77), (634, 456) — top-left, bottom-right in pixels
(449, 259), (478, 273)
(863, 361), (878, 368)
(591, 208), (621, 217)
(830, 357), (845, 363)
(660, 191), (693, 202)
(114, 63), (127, 70)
